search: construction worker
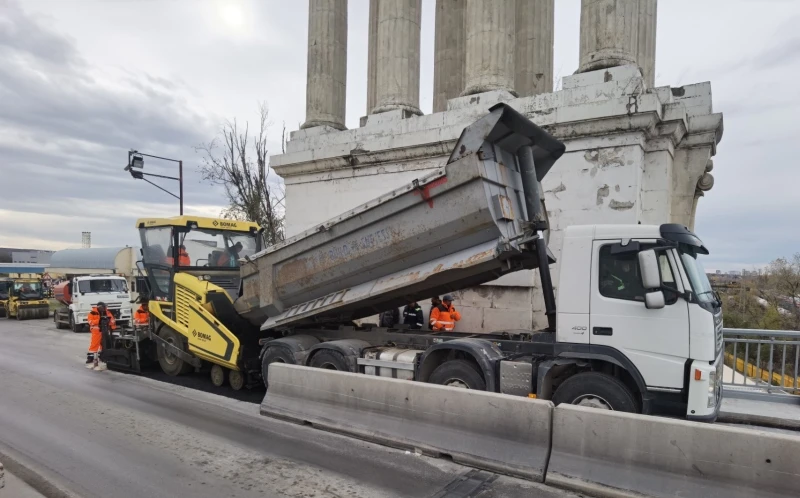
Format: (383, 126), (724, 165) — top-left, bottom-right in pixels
(428, 296), (441, 326)
(217, 241), (243, 267)
(429, 294), (461, 331)
(402, 300), (424, 330)
(133, 300), (150, 328)
(379, 307), (400, 328)
(86, 301), (116, 371)
(167, 245), (191, 266)
(601, 257), (645, 300)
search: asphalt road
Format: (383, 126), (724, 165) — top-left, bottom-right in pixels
(0, 318), (578, 498)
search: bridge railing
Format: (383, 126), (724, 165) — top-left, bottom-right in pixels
(722, 328), (800, 398)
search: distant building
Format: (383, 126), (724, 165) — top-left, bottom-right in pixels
(11, 250), (54, 264)
(49, 246), (143, 298)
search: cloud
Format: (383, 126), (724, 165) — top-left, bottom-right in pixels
(0, 0), (229, 250)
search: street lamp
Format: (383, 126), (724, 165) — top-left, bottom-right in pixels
(124, 150), (184, 215)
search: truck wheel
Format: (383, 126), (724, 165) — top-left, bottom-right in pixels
(69, 313), (80, 333)
(552, 372), (639, 413)
(54, 311), (62, 329)
(157, 327), (194, 376)
(261, 347), (295, 389)
(429, 360), (486, 390)
(229, 370), (244, 391)
(210, 364), (226, 387)
(308, 350), (348, 371)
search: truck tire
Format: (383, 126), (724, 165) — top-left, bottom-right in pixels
(157, 327), (194, 376)
(552, 371), (639, 413)
(54, 311), (64, 329)
(210, 364), (226, 387)
(69, 312), (80, 333)
(308, 350), (348, 371)
(428, 360), (486, 390)
(261, 347), (295, 389)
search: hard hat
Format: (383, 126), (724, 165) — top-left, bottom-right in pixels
(443, 294), (453, 302)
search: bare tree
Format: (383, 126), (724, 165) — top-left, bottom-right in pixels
(766, 254), (800, 329)
(196, 102), (285, 245)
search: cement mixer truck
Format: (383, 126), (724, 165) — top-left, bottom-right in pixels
(116, 104), (722, 421)
(53, 276), (133, 332)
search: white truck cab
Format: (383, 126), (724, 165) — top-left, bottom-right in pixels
(556, 223), (723, 420)
(54, 275), (133, 332)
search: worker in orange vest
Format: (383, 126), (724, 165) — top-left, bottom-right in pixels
(167, 245), (191, 266)
(133, 300), (150, 328)
(217, 241), (243, 267)
(429, 294), (461, 331)
(86, 302), (116, 371)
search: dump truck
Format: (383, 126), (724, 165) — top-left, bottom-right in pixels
(118, 104), (722, 420)
(53, 275), (133, 332)
(5, 276), (50, 320)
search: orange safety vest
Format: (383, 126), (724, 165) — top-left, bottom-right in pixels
(167, 249), (191, 267)
(430, 304), (461, 331)
(87, 307), (117, 333)
(134, 306), (149, 326)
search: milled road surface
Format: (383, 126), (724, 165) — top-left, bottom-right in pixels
(0, 318), (577, 498)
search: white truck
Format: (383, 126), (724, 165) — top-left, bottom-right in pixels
(53, 275), (133, 332)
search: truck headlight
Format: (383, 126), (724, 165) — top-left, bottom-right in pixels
(707, 370), (717, 408)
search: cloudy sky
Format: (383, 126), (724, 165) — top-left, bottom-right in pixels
(0, 0), (798, 270)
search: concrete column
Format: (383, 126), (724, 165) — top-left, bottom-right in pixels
(462, 0), (516, 96)
(302, 0), (348, 130)
(515, 0), (554, 97)
(637, 0), (657, 87)
(578, 0), (639, 74)
(433, 0), (466, 113)
(366, 0), (378, 114)
(373, 0), (422, 115)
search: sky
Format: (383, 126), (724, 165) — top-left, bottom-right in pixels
(0, 0), (798, 271)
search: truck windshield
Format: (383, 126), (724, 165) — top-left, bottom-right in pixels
(180, 229), (259, 268)
(78, 279), (128, 294)
(14, 282), (43, 299)
(679, 251), (715, 303)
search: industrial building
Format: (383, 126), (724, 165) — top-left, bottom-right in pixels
(11, 250), (54, 264)
(48, 247), (145, 298)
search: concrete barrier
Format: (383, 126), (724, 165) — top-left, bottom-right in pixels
(261, 363), (554, 481)
(547, 404), (800, 498)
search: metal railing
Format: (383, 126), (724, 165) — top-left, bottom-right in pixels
(722, 328), (800, 399)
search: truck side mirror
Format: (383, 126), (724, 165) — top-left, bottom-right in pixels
(638, 249), (661, 289)
(645, 291), (665, 310)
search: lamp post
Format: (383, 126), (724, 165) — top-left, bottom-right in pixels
(124, 150), (184, 215)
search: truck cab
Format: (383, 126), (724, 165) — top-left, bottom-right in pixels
(552, 223), (723, 420)
(54, 275), (133, 331)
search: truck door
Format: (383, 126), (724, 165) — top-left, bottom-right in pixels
(589, 240), (689, 389)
